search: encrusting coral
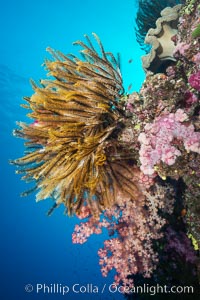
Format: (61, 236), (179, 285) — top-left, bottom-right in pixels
(11, 0), (200, 294)
(135, 0), (184, 53)
(142, 4), (182, 73)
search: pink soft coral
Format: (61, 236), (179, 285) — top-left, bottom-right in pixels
(188, 71), (200, 92)
(72, 170), (174, 291)
(138, 109), (200, 175)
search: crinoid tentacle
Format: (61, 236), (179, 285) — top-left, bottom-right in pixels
(12, 34), (138, 216)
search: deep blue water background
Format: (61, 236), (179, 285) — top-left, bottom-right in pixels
(0, 1), (144, 299)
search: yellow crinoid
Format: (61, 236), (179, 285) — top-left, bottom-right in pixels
(12, 33), (138, 216)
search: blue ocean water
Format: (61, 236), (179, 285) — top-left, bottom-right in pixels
(0, 1), (144, 299)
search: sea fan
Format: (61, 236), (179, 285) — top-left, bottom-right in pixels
(11, 33), (138, 216)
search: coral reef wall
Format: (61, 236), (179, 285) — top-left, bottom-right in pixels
(11, 0), (200, 297)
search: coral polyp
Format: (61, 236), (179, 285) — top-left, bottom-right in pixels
(12, 34), (138, 216)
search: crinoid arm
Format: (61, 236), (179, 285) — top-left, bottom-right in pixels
(12, 34), (138, 216)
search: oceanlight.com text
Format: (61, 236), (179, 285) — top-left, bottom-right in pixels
(24, 283), (194, 296)
(111, 283), (194, 295)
